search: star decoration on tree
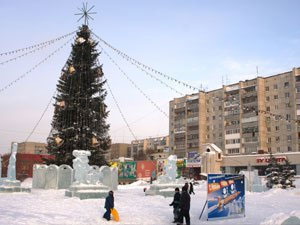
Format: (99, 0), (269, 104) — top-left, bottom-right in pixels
(75, 2), (97, 25)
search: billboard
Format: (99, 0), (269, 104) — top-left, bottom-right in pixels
(118, 161), (137, 180)
(207, 174), (245, 220)
(157, 159), (167, 176)
(137, 161), (157, 179)
(186, 151), (201, 167)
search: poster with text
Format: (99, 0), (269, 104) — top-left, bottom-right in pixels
(207, 174), (245, 220)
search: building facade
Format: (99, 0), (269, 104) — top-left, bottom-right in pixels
(169, 67), (300, 157)
(130, 136), (169, 160)
(109, 143), (131, 160)
(17, 142), (48, 155)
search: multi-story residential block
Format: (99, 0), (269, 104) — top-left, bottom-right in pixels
(169, 67), (300, 157)
(130, 136), (169, 160)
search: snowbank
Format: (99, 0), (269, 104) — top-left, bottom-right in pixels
(0, 179), (298, 224)
(261, 210), (300, 225)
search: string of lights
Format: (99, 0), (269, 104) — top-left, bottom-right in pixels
(92, 32), (201, 92)
(99, 44), (169, 118)
(0, 31), (75, 57)
(0, 37), (74, 94)
(0, 34), (69, 66)
(25, 91), (56, 142)
(105, 78), (138, 141)
(92, 35), (184, 96)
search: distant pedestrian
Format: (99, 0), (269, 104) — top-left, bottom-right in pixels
(103, 190), (114, 221)
(183, 182), (189, 192)
(169, 187), (181, 223)
(189, 182), (195, 195)
(177, 186), (190, 225)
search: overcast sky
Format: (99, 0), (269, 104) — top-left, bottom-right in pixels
(1, 0), (300, 154)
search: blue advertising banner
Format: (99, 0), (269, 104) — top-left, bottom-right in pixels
(207, 174), (245, 220)
(186, 151), (201, 168)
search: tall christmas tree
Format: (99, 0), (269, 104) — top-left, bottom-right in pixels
(46, 25), (111, 166)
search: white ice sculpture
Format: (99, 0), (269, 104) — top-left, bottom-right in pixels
(32, 164), (48, 188)
(99, 166), (118, 190)
(72, 150), (91, 184)
(87, 165), (101, 185)
(7, 142), (18, 180)
(157, 155), (178, 184)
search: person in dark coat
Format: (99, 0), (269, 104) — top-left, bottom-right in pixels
(189, 182), (195, 195)
(177, 186), (191, 225)
(169, 187), (181, 223)
(183, 182), (189, 193)
(103, 190), (114, 221)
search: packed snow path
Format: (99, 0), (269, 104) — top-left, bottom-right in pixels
(0, 180), (299, 225)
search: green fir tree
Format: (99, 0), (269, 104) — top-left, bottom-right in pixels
(265, 152), (281, 188)
(46, 25), (110, 166)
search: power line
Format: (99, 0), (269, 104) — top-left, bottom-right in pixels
(105, 78), (138, 141)
(92, 32), (201, 92)
(25, 91), (56, 142)
(99, 44), (169, 118)
(0, 31), (76, 57)
(0, 37), (74, 94)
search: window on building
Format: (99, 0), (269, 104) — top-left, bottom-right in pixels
(286, 103), (291, 108)
(275, 126), (279, 131)
(268, 147), (272, 153)
(296, 87), (300, 93)
(228, 148), (239, 154)
(277, 147), (280, 152)
(219, 106), (222, 110)
(266, 96), (270, 101)
(286, 114), (291, 120)
(296, 76), (300, 82)
(274, 95), (278, 99)
(287, 135), (292, 141)
(219, 133), (222, 137)
(275, 136), (280, 142)
(268, 137), (272, 143)
(266, 106), (270, 111)
(287, 124), (292, 131)
(212, 116), (216, 120)
(285, 92), (290, 98)
(288, 146), (292, 152)
(267, 127), (271, 132)
(265, 86), (269, 91)
(275, 105), (279, 110)
(284, 82), (289, 88)
(274, 84), (278, 89)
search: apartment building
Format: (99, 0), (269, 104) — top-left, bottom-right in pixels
(109, 143), (131, 160)
(169, 67), (300, 157)
(131, 136), (169, 160)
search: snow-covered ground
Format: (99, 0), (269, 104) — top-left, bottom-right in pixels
(0, 179), (299, 225)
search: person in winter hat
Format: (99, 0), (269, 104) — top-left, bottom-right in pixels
(177, 186), (191, 225)
(103, 190), (114, 221)
(169, 187), (181, 223)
